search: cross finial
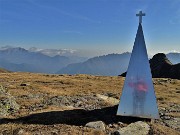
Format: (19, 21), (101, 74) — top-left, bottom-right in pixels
(136, 11), (145, 23)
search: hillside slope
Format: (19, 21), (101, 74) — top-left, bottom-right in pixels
(150, 53), (180, 79)
(0, 67), (10, 73)
(57, 53), (131, 76)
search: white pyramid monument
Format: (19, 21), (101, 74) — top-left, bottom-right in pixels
(117, 11), (159, 119)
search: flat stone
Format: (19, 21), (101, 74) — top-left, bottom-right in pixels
(85, 121), (106, 131)
(96, 94), (108, 100)
(96, 94), (119, 105)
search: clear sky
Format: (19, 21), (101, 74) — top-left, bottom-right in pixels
(0, 0), (180, 57)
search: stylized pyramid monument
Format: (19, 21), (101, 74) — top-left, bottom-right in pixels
(117, 11), (159, 119)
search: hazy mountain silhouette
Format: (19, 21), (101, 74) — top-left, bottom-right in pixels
(57, 52), (180, 76)
(0, 47), (73, 73)
(0, 46), (179, 76)
(166, 52), (180, 64)
(0, 59), (42, 73)
(57, 52), (131, 76)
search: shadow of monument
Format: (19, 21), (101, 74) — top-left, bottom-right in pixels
(1, 105), (149, 126)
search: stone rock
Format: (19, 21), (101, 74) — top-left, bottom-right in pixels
(47, 95), (107, 110)
(96, 94), (119, 105)
(16, 129), (25, 135)
(114, 121), (150, 135)
(20, 83), (30, 86)
(112, 130), (121, 135)
(96, 94), (108, 100)
(0, 86), (20, 116)
(49, 96), (70, 107)
(108, 124), (113, 128)
(118, 122), (124, 126)
(13, 129), (30, 135)
(51, 131), (59, 135)
(85, 121), (106, 131)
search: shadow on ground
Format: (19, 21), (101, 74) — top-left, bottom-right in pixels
(1, 105), (149, 126)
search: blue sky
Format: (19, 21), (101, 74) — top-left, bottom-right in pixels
(0, 0), (180, 57)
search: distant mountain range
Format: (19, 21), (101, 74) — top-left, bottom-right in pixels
(57, 52), (180, 76)
(0, 46), (179, 76)
(0, 46), (86, 73)
(1, 46), (77, 57)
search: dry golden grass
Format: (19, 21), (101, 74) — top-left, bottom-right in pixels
(0, 72), (179, 104)
(0, 73), (123, 98)
(0, 68), (10, 73)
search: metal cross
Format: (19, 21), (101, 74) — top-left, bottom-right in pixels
(136, 11), (145, 23)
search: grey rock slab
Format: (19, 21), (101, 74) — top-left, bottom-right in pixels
(0, 86), (20, 116)
(85, 121), (106, 131)
(96, 94), (119, 105)
(114, 121), (150, 135)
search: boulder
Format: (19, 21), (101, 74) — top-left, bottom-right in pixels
(0, 86), (20, 117)
(113, 121), (150, 135)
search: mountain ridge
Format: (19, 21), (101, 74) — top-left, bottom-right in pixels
(150, 53), (180, 79)
(0, 46), (179, 75)
(0, 47), (72, 73)
(57, 52), (180, 76)
(57, 52), (131, 76)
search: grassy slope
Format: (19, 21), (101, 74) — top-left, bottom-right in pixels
(0, 68), (10, 73)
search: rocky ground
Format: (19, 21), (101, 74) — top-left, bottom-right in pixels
(0, 72), (179, 135)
